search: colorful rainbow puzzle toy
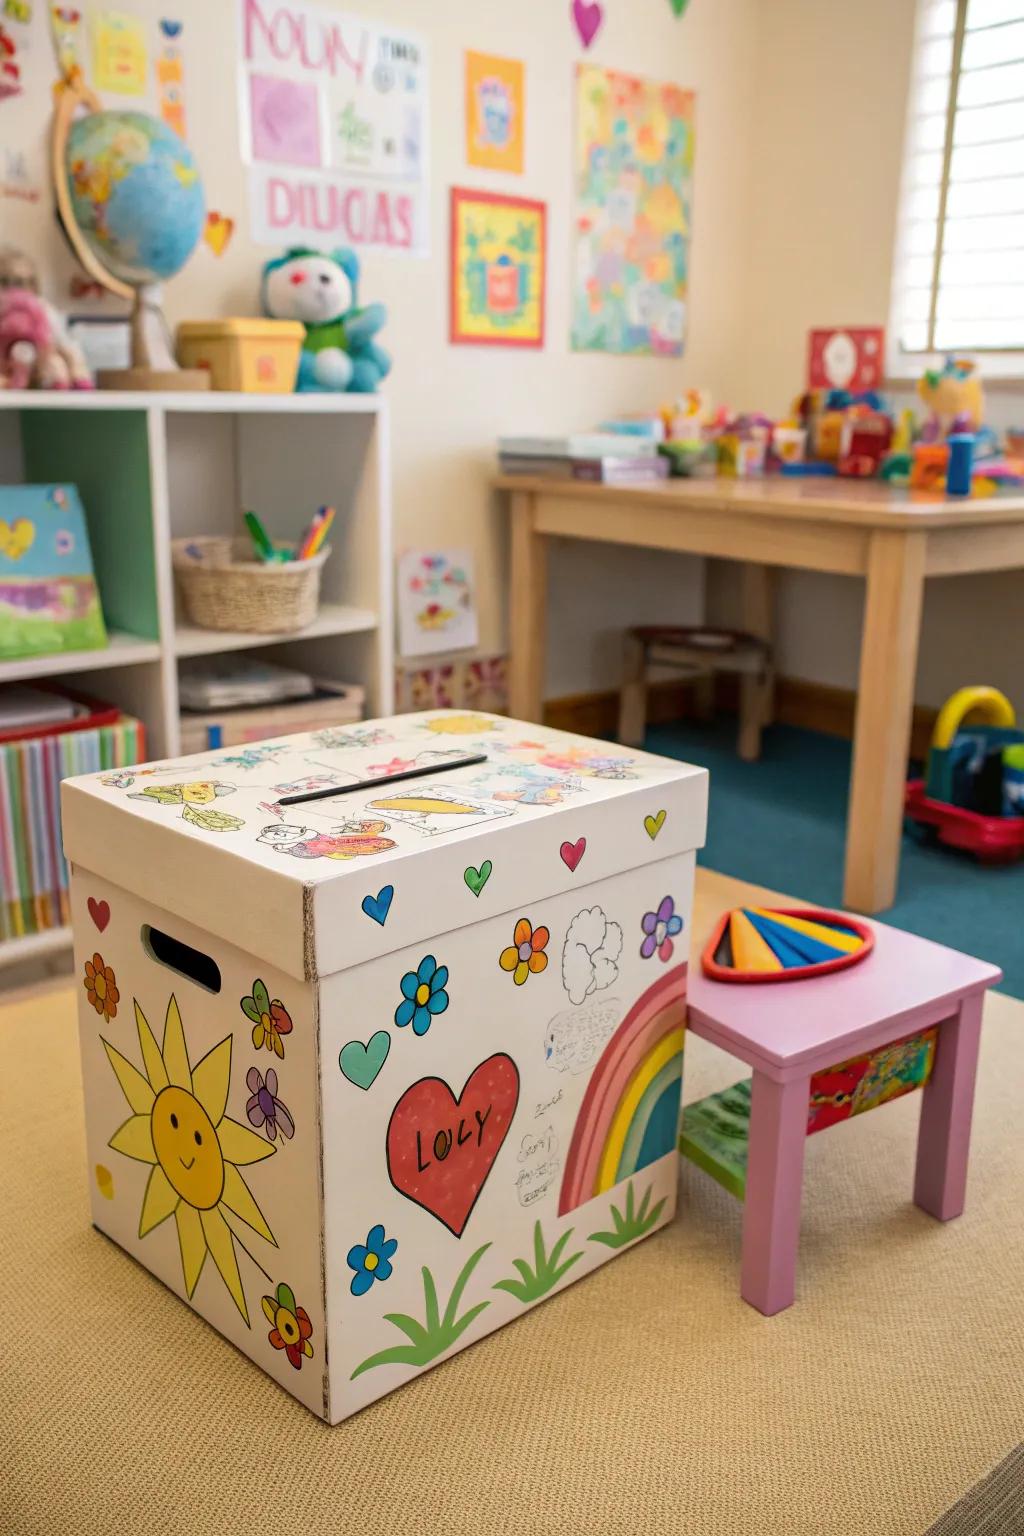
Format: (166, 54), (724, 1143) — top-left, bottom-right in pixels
(61, 710), (708, 1422)
(701, 906), (874, 983)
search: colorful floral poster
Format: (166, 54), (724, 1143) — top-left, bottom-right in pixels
(572, 64), (694, 356)
(464, 50), (524, 174)
(449, 187), (545, 348)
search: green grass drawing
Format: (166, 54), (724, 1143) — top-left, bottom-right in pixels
(351, 1243), (491, 1379)
(588, 1181), (666, 1250)
(493, 1221), (584, 1304)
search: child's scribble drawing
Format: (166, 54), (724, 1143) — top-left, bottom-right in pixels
(257, 820), (396, 861)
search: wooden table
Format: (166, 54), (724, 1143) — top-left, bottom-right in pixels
(500, 474), (1024, 913)
(683, 919), (1002, 1315)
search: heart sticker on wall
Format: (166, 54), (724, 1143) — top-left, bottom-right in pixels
(87, 896), (110, 932)
(464, 860), (493, 897)
(560, 837), (587, 872)
(571, 0), (604, 49)
(361, 885), (394, 925)
(203, 212), (235, 257)
(340, 1031), (391, 1090)
(386, 1054), (520, 1236)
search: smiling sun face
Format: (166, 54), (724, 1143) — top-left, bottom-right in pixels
(103, 995), (277, 1324)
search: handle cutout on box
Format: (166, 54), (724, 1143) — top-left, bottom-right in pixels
(142, 925), (222, 994)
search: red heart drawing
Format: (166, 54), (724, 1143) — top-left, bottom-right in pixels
(560, 838), (586, 872)
(87, 897), (110, 933)
(386, 1054), (520, 1237)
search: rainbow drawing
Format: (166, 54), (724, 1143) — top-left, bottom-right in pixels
(558, 965), (687, 1216)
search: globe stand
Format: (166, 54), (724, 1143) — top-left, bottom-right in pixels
(98, 282), (209, 392)
(51, 76), (210, 393)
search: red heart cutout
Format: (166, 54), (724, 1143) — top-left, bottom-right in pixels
(87, 897), (110, 933)
(560, 837), (586, 872)
(386, 1054), (520, 1236)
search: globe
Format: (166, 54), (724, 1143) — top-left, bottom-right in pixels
(64, 110), (205, 287)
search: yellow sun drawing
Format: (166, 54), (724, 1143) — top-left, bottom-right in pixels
(103, 994), (277, 1325)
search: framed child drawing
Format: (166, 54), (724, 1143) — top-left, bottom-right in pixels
(449, 188), (546, 348)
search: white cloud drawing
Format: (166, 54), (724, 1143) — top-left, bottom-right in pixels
(561, 906), (623, 1006)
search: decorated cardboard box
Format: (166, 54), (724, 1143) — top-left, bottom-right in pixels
(62, 711), (707, 1422)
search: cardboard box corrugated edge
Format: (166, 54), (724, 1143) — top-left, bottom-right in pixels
(60, 780), (310, 981)
(310, 764), (708, 977)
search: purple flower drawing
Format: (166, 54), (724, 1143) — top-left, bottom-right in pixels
(640, 896), (684, 963)
(246, 1066), (295, 1142)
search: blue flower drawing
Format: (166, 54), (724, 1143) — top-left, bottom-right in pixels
(394, 954), (449, 1036)
(347, 1224), (398, 1296)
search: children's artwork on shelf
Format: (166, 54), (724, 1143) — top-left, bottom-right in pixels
(464, 50), (524, 174)
(449, 187), (546, 347)
(572, 65), (694, 357)
(238, 0), (429, 255)
(0, 485), (107, 662)
(397, 548), (479, 658)
(807, 327), (884, 392)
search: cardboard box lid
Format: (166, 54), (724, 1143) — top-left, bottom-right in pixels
(61, 711), (708, 981)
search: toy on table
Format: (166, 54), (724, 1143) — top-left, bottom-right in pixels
(946, 433), (974, 496)
(837, 409), (893, 477)
(701, 906), (873, 983)
(910, 442), (949, 491)
(918, 356), (984, 440)
(904, 686), (1024, 861)
(0, 247), (93, 389)
(262, 246), (390, 393)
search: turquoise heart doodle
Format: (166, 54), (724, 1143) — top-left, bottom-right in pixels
(464, 860), (493, 897)
(361, 885), (394, 925)
(340, 1031), (391, 1090)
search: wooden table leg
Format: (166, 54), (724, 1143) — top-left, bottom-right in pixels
(740, 1071), (808, 1316)
(738, 564), (776, 760)
(914, 992), (984, 1222)
(843, 530), (927, 914)
(508, 491), (547, 723)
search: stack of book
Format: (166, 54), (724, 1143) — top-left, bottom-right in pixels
(0, 687), (145, 942)
(177, 657), (363, 754)
(498, 433), (669, 485)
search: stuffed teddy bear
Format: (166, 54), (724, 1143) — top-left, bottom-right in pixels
(0, 246), (94, 389)
(261, 246), (390, 393)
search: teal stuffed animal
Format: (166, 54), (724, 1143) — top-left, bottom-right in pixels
(261, 247), (390, 393)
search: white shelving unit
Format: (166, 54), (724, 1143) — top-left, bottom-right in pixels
(0, 389), (394, 970)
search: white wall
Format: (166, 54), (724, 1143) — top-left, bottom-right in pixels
(2, 0), (766, 699)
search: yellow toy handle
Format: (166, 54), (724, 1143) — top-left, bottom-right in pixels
(932, 687), (1016, 750)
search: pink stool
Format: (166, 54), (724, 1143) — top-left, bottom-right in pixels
(681, 919), (1002, 1315)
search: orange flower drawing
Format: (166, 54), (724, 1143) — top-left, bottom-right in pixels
(499, 917), (549, 986)
(83, 952), (119, 1021)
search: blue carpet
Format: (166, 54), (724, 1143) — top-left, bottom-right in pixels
(646, 719), (1024, 999)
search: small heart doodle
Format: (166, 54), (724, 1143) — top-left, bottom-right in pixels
(95, 1164), (114, 1200)
(560, 838), (587, 872)
(340, 1031), (391, 1090)
(386, 1054), (520, 1236)
(571, 0), (604, 48)
(644, 810), (667, 840)
(361, 885), (394, 925)
(669, 0), (691, 15)
(87, 896), (110, 932)
(0, 518), (35, 560)
(464, 860), (493, 897)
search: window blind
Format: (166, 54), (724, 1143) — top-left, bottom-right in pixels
(891, 0), (1024, 360)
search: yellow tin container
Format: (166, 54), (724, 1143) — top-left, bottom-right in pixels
(176, 318), (306, 393)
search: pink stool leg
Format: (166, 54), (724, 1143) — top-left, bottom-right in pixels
(914, 992), (984, 1222)
(740, 1071), (809, 1316)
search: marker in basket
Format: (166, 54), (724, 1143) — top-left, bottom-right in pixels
(244, 509), (277, 563)
(297, 505), (335, 561)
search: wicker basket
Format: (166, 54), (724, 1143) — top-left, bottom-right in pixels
(172, 537), (331, 635)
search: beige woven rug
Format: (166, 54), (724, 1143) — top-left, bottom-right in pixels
(5, 870), (1023, 1536)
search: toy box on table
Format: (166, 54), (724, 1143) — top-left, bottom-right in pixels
(61, 710), (707, 1422)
